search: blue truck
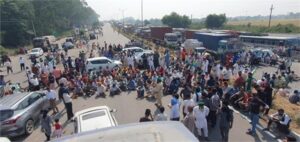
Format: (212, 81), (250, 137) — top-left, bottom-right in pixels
(194, 32), (234, 51)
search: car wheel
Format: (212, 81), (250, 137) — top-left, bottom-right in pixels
(113, 65), (119, 70)
(25, 119), (34, 135)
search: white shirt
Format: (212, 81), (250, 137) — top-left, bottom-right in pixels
(193, 106), (209, 128)
(192, 93), (202, 104)
(30, 78), (39, 86)
(19, 58), (25, 64)
(4, 61), (11, 67)
(42, 65), (50, 74)
(183, 99), (195, 114)
(63, 93), (72, 103)
(155, 113), (168, 121)
(59, 77), (68, 86)
(46, 90), (57, 100)
(222, 69), (230, 80)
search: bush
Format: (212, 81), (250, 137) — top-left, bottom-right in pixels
(295, 113), (300, 126)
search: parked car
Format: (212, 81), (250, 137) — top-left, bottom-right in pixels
(86, 57), (122, 72)
(89, 33), (96, 40)
(134, 50), (154, 62)
(122, 47), (148, 54)
(194, 47), (206, 54)
(65, 37), (75, 44)
(73, 106), (117, 133)
(63, 42), (74, 49)
(28, 48), (43, 57)
(0, 92), (50, 137)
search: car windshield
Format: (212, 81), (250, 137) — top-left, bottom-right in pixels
(31, 49), (39, 52)
(166, 35), (177, 41)
(82, 111), (106, 121)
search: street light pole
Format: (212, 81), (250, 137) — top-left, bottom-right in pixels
(141, 0), (143, 28)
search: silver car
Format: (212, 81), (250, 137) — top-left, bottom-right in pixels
(0, 92), (49, 137)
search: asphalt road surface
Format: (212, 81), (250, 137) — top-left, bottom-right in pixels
(1, 23), (276, 142)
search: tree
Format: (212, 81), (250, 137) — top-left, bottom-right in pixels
(1, 0), (99, 47)
(161, 12), (191, 28)
(205, 14), (227, 29)
(144, 20), (150, 26)
(1, 0), (35, 47)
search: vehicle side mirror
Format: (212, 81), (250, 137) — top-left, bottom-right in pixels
(40, 93), (46, 97)
(110, 109), (117, 113)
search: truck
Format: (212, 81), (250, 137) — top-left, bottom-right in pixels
(164, 32), (183, 47)
(150, 26), (172, 45)
(194, 32), (233, 51)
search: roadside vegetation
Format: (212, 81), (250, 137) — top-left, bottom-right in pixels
(0, 0), (99, 49)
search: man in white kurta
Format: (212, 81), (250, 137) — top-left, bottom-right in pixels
(193, 102), (210, 139)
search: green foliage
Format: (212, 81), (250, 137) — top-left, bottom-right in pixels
(0, 0), (99, 47)
(161, 12), (191, 28)
(144, 20), (150, 26)
(205, 14), (227, 29)
(224, 23), (300, 33)
(1, 0), (35, 47)
(189, 22), (205, 29)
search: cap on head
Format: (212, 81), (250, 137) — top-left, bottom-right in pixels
(198, 101), (204, 106)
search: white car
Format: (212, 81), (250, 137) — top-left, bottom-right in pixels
(122, 47), (145, 54)
(134, 50), (154, 62)
(29, 48), (43, 57)
(86, 57), (122, 72)
(73, 106), (118, 133)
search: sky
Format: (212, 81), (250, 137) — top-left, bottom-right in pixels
(86, 0), (300, 20)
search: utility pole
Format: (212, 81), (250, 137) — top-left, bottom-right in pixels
(141, 0), (143, 28)
(268, 4), (274, 28)
(141, 0), (144, 47)
(31, 20), (37, 37)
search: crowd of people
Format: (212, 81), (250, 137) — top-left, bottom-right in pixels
(1, 34), (299, 141)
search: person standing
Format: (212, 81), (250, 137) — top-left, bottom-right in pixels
(246, 93), (268, 135)
(152, 79), (163, 108)
(53, 118), (63, 138)
(182, 94), (194, 117)
(19, 57), (25, 71)
(183, 106), (196, 134)
(209, 91), (220, 128)
(48, 73), (56, 90)
(62, 89), (74, 120)
(169, 95), (180, 121)
(4, 60), (13, 75)
(52, 66), (62, 85)
(40, 110), (52, 141)
(46, 88), (59, 115)
(219, 102), (234, 142)
(193, 101), (210, 141)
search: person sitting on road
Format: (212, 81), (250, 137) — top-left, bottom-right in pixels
(110, 83), (121, 96)
(155, 106), (168, 121)
(139, 109), (153, 122)
(289, 90), (300, 104)
(264, 109), (291, 134)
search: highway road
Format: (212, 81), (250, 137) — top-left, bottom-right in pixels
(1, 23), (276, 142)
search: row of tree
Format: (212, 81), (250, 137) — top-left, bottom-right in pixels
(1, 0), (99, 47)
(161, 12), (227, 29)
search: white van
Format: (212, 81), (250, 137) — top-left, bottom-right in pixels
(73, 106), (118, 133)
(53, 122), (198, 142)
(86, 57), (122, 72)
